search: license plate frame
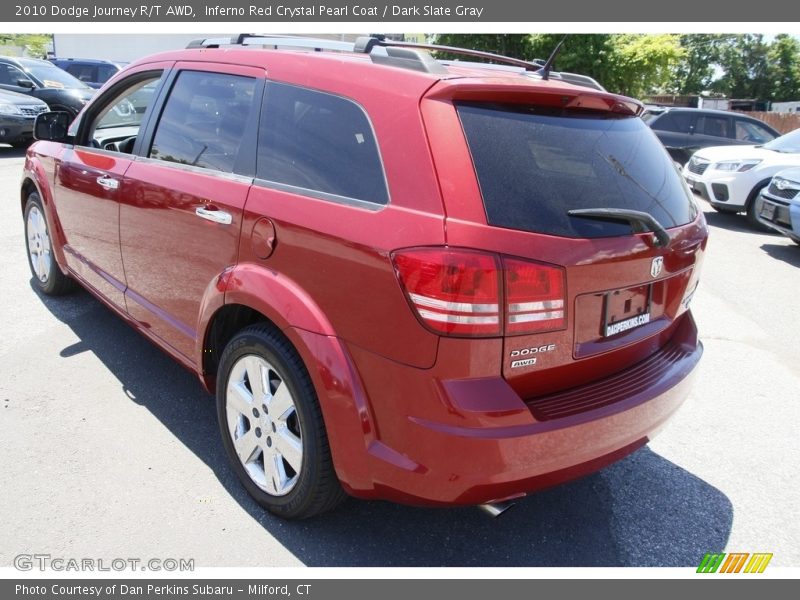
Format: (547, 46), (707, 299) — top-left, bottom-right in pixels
(760, 200), (776, 221)
(602, 284), (653, 338)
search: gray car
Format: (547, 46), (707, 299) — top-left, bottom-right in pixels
(643, 106), (780, 165)
(0, 88), (48, 147)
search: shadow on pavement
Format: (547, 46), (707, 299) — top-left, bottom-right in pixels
(35, 283), (733, 567)
(761, 242), (800, 267)
(0, 146), (29, 158)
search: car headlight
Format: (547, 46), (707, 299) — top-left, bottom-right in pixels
(0, 103), (23, 116)
(712, 159), (762, 172)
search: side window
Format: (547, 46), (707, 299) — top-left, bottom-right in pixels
(150, 71), (257, 174)
(97, 65), (118, 84)
(697, 115), (731, 138)
(735, 119), (775, 143)
(652, 112), (694, 133)
(66, 64), (95, 84)
(256, 81), (389, 206)
(0, 63), (32, 86)
(84, 73), (163, 153)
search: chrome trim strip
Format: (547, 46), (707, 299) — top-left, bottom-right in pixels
(254, 178), (387, 212)
(409, 293), (499, 314)
(135, 155), (254, 184)
(508, 310), (564, 323)
(417, 309), (499, 325)
(509, 299), (564, 313)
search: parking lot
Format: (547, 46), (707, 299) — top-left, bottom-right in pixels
(0, 145), (798, 568)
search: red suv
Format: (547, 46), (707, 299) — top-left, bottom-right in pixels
(22, 36), (707, 519)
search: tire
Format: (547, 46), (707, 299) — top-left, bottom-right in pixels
(746, 184), (773, 232)
(24, 193), (76, 296)
(11, 139), (32, 149)
(216, 324), (346, 519)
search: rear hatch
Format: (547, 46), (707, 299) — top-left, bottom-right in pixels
(421, 81), (707, 405)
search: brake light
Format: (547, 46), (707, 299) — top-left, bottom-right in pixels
(391, 249), (501, 336)
(503, 257), (566, 334)
(392, 248), (566, 337)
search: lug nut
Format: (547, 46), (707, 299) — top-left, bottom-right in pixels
(255, 427), (262, 438)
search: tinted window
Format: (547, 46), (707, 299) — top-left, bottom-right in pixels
(697, 115), (730, 138)
(256, 81), (388, 206)
(66, 64), (95, 83)
(651, 111), (694, 133)
(97, 65), (118, 84)
(457, 103), (697, 238)
(735, 119), (775, 143)
(0, 63), (31, 86)
(150, 71), (256, 174)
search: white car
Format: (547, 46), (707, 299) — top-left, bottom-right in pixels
(682, 128), (800, 227)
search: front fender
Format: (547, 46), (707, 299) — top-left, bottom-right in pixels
(22, 147), (70, 272)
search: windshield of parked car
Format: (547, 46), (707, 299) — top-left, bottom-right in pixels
(762, 128), (800, 153)
(458, 103), (697, 238)
(21, 61), (90, 89)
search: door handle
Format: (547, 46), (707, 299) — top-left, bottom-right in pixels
(195, 206), (232, 225)
(96, 175), (119, 190)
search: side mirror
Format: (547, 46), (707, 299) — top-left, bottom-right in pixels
(16, 79), (35, 89)
(34, 111), (72, 142)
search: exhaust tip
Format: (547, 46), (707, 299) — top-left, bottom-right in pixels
(478, 501), (515, 517)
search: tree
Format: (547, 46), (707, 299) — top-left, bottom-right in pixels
(0, 34), (51, 59)
(711, 34), (772, 99)
(605, 35), (685, 97)
(672, 34), (727, 95)
(529, 34), (616, 84)
(531, 34), (683, 97)
(768, 34), (800, 102)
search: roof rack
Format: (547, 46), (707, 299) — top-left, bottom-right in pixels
(184, 35), (603, 89)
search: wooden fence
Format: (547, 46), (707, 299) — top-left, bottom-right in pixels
(738, 111), (800, 134)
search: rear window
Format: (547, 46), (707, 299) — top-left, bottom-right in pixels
(457, 103), (697, 238)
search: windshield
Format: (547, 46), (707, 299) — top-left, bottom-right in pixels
(22, 61), (89, 89)
(458, 103), (697, 238)
(763, 128), (800, 154)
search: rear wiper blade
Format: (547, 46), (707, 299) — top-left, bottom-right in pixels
(568, 208), (671, 248)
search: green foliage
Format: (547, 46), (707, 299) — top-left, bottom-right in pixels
(672, 34), (728, 95)
(430, 34), (800, 102)
(768, 34), (800, 102)
(0, 34), (51, 59)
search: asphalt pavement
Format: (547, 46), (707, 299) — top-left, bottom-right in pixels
(1, 146), (798, 568)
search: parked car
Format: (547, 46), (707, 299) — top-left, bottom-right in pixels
(49, 58), (126, 89)
(756, 167), (800, 245)
(682, 127), (800, 228)
(643, 106), (779, 165)
(23, 35), (707, 519)
(0, 89), (48, 147)
(0, 56), (95, 118)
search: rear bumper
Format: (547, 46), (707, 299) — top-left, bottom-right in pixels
(301, 313), (702, 506)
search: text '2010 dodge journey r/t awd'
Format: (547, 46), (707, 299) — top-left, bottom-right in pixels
(22, 36), (707, 519)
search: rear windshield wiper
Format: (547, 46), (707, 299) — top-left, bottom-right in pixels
(568, 208), (671, 247)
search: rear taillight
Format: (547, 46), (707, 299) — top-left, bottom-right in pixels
(391, 249), (501, 336)
(503, 257), (566, 334)
(392, 248), (566, 337)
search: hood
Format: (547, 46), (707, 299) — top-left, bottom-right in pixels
(693, 144), (771, 162)
(0, 88), (48, 106)
(772, 167), (800, 184)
